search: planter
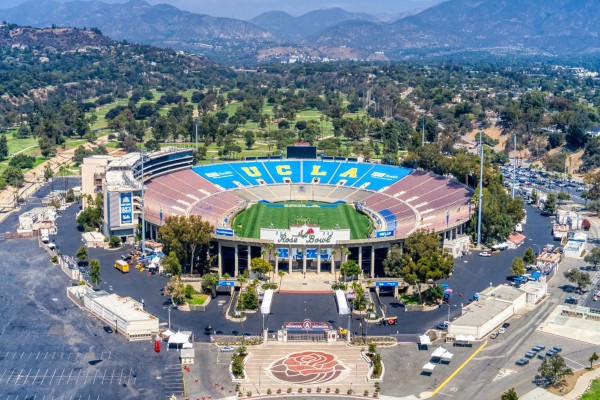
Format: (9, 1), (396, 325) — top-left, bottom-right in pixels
(230, 352), (251, 383)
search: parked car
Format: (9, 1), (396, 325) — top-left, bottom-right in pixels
(502, 322), (510, 329)
(480, 251), (492, 257)
(515, 358), (530, 366)
(525, 351), (537, 359)
(220, 346), (235, 352)
(537, 353), (547, 361)
(565, 297), (579, 305)
(498, 327), (506, 334)
(532, 345), (546, 352)
(103, 326), (114, 334)
(551, 346), (562, 353)
(490, 332), (499, 339)
(437, 322), (449, 330)
(546, 349), (558, 357)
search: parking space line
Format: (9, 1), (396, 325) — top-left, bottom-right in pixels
(83, 370), (89, 384)
(67, 369), (73, 384)
(19, 352), (24, 360)
(102, 369), (107, 384)
(48, 369), (57, 385)
(52, 352), (56, 360)
(14, 368), (24, 385)
(57, 368), (65, 385)
(11, 352), (16, 359)
(109, 368), (115, 385)
(32, 369), (40, 383)
(23, 368), (32, 384)
(40, 368), (49, 385)
(563, 356), (585, 368)
(6, 369), (15, 384)
(92, 369), (98, 384)
(0, 368), (8, 382)
(36, 352), (40, 360)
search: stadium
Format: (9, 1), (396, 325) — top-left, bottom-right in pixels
(87, 147), (473, 278)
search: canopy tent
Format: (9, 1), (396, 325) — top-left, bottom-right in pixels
(441, 352), (453, 362)
(168, 331), (191, 345)
(422, 362), (436, 372)
(418, 335), (431, 346)
(182, 342), (193, 349)
(431, 347), (447, 359)
(161, 329), (175, 339)
(455, 335), (466, 342)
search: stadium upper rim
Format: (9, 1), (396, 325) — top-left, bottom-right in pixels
(143, 159), (474, 245)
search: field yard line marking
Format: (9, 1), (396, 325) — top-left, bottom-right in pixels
(0, 369), (7, 382)
(432, 340), (488, 396)
(15, 368), (24, 385)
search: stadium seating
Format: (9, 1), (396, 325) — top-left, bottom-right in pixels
(145, 160), (473, 237)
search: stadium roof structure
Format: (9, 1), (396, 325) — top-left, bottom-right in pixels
(143, 159), (473, 242)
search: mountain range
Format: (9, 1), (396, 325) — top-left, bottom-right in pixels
(1, 0), (599, 64)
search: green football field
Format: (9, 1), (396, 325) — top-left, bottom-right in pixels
(232, 202), (372, 239)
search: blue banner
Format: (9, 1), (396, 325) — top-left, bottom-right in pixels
(320, 249), (331, 260)
(218, 280), (235, 287)
(376, 281), (399, 287)
(376, 230), (394, 238)
(293, 249), (303, 260)
(120, 192), (133, 225)
(216, 228), (234, 237)
(277, 248), (289, 259)
(305, 248), (318, 259)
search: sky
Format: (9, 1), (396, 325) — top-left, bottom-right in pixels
(1, 0), (445, 19)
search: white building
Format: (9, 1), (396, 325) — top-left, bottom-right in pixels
(448, 285), (526, 340)
(69, 287), (159, 341)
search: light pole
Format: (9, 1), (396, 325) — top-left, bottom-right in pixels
(512, 134), (516, 200)
(421, 114), (425, 146)
(476, 131), (484, 248)
(163, 305), (172, 330)
(140, 151), (146, 256)
(194, 117), (199, 152)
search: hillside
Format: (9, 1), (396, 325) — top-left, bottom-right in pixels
(250, 8), (377, 43)
(315, 0), (600, 57)
(0, 0), (276, 64)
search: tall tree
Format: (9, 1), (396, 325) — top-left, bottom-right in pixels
(89, 259), (101, 288)
(75, 245), (88, 262)
(523, 247), (536, 265)
(0, 135), (8, 160)
(584, 247), (600, 268)
(501, 388), (519, 400)
(544, 192), (557, 215)
(538, 354), (573, 388)
(589, 352), (599, 369)
(159, 215), (213, 275)
(340, 260), (362, 282)
(511, 257), (525, 276)
(163, 251), (182, 277)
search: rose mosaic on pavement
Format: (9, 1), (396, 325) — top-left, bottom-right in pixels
(268, 351), (347, 385)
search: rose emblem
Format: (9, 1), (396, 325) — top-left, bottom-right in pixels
(269, 351), (346, 384)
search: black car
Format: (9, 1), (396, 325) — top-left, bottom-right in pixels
(515, 358), (529, 366)
(502, 322), (510, 329)
(103, 326), (114, 334)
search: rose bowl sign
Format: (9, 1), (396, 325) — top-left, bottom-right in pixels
(260, 224), (350, 245)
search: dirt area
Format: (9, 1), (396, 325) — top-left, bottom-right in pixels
(466, 124), (509, 152)
(548, 364), (599, 396)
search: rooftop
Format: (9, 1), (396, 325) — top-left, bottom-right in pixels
(93, 293), (157, 323)
(452, 298), (513, 327)
(480, 284), (524, 303)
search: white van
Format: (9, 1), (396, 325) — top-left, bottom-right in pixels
(41, 236), (50, 243)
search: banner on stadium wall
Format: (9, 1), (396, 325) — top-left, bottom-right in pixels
(260, 224), (350, 245)
(277, 248), (290, 259)
(120, 192), (133, 225)
(293, 248), (303, 260)
(305, 248), (318, 259)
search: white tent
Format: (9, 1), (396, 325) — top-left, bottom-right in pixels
(431, 347), (447, 359)
(422, 362), (436, 372)
(441, 352), (453, 362)
(418, 335), (431, 346)
(161, 329), (175, 339)
(168, 331), (191, 345)
(182, 342), (193, 349)
(455, 335), (466, 342)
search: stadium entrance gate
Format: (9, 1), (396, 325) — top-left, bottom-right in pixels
(278, 319), (338, 343)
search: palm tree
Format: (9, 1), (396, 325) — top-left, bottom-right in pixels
(278, 270), (285, 292)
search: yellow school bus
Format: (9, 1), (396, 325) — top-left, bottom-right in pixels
(114, 259), (130, 273)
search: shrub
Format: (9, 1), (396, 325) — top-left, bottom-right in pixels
(298, 388), (303, 393)
(335, 388), (340, 394)
(326, 387), (331, 393)
(287, 387), (292, 393)
(246, 391), (252, 397)
(277, 388), (281, 394)
(50, 255), (58, 264)
(364, 390), (369, 396)
(348, 388), (354, 395)
(267, 389), (272, 394)
(307, 387), (311, 393)
(317, 387), (322, 393)
(108, 235), (121, 248)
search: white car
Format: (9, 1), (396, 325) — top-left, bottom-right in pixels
(220, 346), (235, 352)
(498, 327), (506, 334)
(480, 251), (492, 257)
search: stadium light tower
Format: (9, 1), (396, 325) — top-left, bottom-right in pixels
(194, 117), (199, 152)
(476, 131), (484, 248)
(140, 151), (146, 256)
(512, 134), (516, 200)
(421, 114), (425, 146)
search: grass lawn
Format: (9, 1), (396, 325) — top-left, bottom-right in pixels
(581, 378), (600, 400)
(233, 201), (372, 239)
(188, 294), (208, 305)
